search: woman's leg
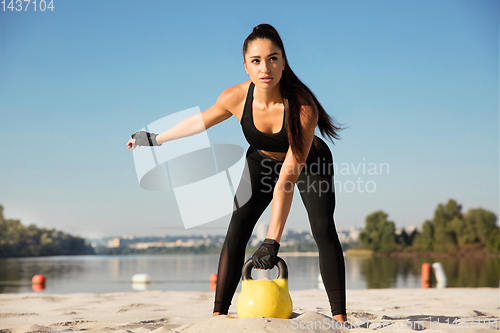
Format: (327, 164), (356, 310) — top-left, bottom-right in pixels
(213, 147), (279, 314)
(296, 142), (346, 318)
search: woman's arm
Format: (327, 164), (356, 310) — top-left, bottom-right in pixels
(155, 97), (234, 145)
(127, 84), (247, 150)
(266, 105), (319, 243)
(127, 87), (238, 150)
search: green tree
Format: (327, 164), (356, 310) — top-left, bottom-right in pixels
(432, 199), (462, 252)
(450, 216), (476, 246)
(0, 204), (94, 257)
(395, 228), (418, 247)
(359, 211), (396, 253)
(486, 229), (500, 254)
(413, 199), (499, 254)
(413, 220), (434, 252)
(465, 208), (497, 244)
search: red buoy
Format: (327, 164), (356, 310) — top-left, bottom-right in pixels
(32, 283), (45, 291)
(421, 263), (431, 288)
(32, 275), (46, 284)
(209, 273), (217, 283)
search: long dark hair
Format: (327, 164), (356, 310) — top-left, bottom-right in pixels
(243, 24), (343, 161)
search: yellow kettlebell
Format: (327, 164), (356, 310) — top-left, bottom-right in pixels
(237, 256), (293, 319)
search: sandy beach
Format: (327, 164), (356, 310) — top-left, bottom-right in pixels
(0, 288), (498, 332)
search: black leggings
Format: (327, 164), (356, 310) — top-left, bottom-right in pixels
(213, 137), (346, 316)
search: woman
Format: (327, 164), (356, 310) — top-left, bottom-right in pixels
(127, 24), (346, 322)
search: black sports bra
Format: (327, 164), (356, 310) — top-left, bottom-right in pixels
(240, 82), (289, 153)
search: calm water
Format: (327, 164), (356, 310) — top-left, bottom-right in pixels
(0, 254), (498, 294)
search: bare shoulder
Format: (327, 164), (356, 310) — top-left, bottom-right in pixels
(216, 80), (251, 120)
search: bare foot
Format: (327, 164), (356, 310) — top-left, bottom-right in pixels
(212, 312), (221, 317)
(333, 314), (347, 323)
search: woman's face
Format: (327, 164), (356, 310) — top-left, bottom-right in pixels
(244, 38), (285, 89)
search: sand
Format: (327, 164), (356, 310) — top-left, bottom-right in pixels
(0, 288), (498, 332)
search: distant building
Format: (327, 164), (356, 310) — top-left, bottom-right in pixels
(336, 227), (362, 243)
(405, 225), (417, 234)
(348, 227), (362, 242)
(251, 222), (269, 246)
(107, 237), (120, 248)
(257, 222), (268, 240)
(128, 238), (214, 249)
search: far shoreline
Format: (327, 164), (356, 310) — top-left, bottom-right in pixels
(344, 248), (500, 258)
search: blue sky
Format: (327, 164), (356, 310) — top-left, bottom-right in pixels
(0, 0), (498, 238)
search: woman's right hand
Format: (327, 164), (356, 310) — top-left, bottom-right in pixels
(126, 138), (141, 150)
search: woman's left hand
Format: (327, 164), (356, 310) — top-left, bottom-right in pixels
(252, 238), (280, 269)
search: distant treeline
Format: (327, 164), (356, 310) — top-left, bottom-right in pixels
(359, 199), (500, 255)
(95, 241), (332, 256)
(3, 198), (497, 258)
(95, 244), (223, 255)
(0, 205), (94, 257)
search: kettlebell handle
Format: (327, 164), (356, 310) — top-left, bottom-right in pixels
(242, 256), (288, 281)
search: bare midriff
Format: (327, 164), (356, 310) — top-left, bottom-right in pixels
(259, 149), (286, 162)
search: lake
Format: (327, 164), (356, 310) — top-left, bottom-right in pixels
(0, 254), (498, 294)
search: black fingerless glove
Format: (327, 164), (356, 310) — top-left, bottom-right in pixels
(252, 238), (280, 269)
(131, 131), (161, 146)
